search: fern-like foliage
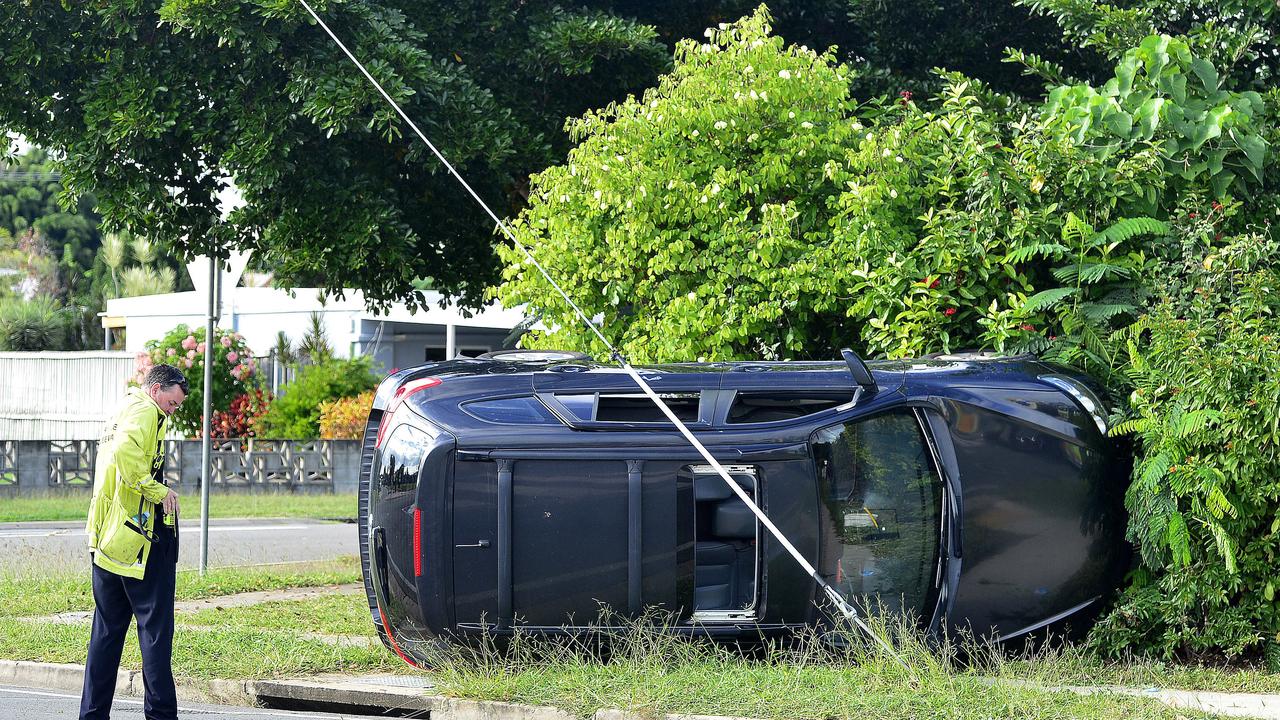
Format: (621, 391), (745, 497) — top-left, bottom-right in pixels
(1015, 212), (1168, 388)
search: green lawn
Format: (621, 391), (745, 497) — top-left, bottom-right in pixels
(0, 618), (397, 680)
(182, 592), (372, 637)
(0, 555), (396, 680)
(0, 557), (361, 618)
(0, 493), (358, 523)
(0, 557), (1269, 718)
(422, 622), (1213, 720)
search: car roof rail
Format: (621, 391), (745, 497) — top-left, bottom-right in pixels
(840, 348), (878, 395)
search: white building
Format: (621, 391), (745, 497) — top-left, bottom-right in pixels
(102, 286), (529, 374)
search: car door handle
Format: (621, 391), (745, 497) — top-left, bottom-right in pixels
(455, 540), (491, 548)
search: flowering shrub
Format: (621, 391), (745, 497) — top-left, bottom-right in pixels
(209, 389), (271, 440)
(319, 391), (375, 440)
(256, 356), (379, 439)
(135, 324), (258, 437)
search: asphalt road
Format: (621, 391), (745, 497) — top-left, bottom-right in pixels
(0, 685), (382, 719)
(0, 518), (358, 574)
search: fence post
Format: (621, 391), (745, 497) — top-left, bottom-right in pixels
(16, 441), (52, 497)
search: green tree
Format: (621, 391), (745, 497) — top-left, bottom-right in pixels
(0, 148), (102, 303)
(1020, 0), (1278, 91)
(497, 11), (1261, 363)
(0, 1), (1117, 315)
(0, 0), (670, 312)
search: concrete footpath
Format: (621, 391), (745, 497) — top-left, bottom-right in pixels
(5, 659), (1280, 720)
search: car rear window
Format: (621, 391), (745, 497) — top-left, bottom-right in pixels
(378, 424), (430, 493)
(462, 396), (559, 424)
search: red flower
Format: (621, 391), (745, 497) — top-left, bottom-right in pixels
(899, 90), (913, 102)
(926, 277), (940, 289)
(1212, 201), (1223, 211)
(1020, 324), (1035, 331)
(943, 307), (957, 316)
(1189, 212), (1198, 218)
(1049, 335), (1057, 341)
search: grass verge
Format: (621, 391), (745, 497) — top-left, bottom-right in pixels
(181, 592), (372, 637)
(0, 618), (398, 680)
(0, 493), (358, 523)
(420, 617), (1214, 719)
(0, 556), (361, 618)
(0, 561), (1270, 718)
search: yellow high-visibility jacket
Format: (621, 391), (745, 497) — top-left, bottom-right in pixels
(86, 387), (174, 578)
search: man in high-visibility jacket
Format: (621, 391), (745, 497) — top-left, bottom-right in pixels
(79, 364), (187, 720)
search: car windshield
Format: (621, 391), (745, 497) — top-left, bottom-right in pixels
(812, 410), (942, 620)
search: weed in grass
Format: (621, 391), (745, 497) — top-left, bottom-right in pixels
(411, 609), (1199, 719)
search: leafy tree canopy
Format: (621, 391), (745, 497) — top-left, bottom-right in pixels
(0, 0), (672, 311)
(0, 0), (1116, 313)
(0, 149), (101, 301)
(496, 8), (1272, 363)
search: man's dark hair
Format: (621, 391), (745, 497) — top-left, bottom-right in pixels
(144, 364), (189, 395)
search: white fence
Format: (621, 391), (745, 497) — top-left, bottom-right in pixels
(0, 352), (135, 441)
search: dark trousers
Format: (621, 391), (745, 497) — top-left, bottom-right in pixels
(79, 523), (178, 720)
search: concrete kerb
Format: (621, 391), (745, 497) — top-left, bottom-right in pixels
(0, 660), (256, 707)
(7, 659), (1280, 720)
(0, 660), (750, 720)
(1063, 683), (1280, 719)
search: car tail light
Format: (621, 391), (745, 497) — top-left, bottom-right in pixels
(376, 376), (443, 446)
(413, 506), (423, 577)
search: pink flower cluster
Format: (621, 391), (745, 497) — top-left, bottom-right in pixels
(132, 351), (154, 385)
(230, 356), (256, 381)
(136, 328), (257, 388)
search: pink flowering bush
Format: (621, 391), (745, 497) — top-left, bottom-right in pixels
(134, 324), (262, 437)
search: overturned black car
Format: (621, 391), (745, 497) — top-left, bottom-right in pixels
(358, 350), (1128, 666)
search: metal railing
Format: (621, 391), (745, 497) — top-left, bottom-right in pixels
(0, 438), (354, 492)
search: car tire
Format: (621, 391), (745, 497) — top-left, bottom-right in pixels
(478, 349), (591, 363)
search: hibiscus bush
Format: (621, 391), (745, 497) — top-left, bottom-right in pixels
(209, 389), (271, 440)
(135, 324), (259, 437)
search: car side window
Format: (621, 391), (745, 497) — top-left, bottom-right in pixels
(378, 424), (429, 493)
(811, 410), (942, 618)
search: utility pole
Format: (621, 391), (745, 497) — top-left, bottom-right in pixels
(198, 258), (221, 575)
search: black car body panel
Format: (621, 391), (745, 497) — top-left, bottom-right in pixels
(359, 355), (1129, 664)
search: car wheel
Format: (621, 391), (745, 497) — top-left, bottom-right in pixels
(478, 349), (592, 363)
